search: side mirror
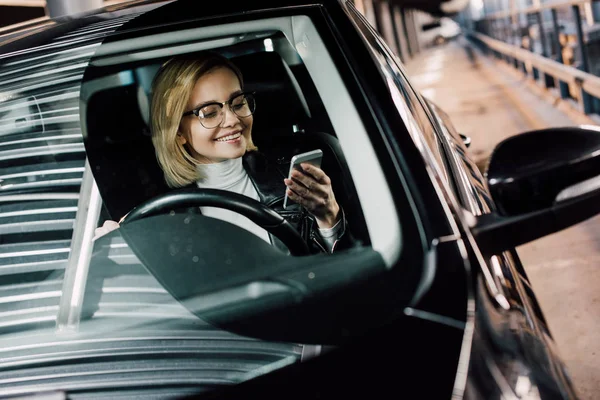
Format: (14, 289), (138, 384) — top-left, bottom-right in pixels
(472, 126), (600, 255)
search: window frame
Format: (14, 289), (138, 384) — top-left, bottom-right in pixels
(341, 2), (460, 242)
(84, 12), (403, 267)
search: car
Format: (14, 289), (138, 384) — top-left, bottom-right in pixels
(1, 0), (599, 398)
(419, 16), (462, 46)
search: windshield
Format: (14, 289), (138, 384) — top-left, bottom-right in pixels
(0, 3), (405, 398)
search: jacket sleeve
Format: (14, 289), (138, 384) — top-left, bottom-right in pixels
(306, 208), (358, 253)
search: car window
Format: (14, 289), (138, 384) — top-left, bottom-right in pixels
(0, 8), (153, 331)
(344, 3), (450, 185)
(0, 6), (406, 395)
(425, 101), (494, 215)
(346, 7), (489, 218)
(82, 14), (401, 260)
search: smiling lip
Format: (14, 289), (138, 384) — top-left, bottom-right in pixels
(214, 131), (242, 142)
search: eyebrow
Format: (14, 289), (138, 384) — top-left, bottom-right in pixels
(194, 89), (244, 109)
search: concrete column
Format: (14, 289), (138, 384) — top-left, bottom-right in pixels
(362, 0), (378, 28)
(406, 10), (421, 55)
(400, 8), (414, 58)
(46, 0), (103, 18)
(392, 4), (410, 61)
(353, 0), (366, 15)
(375, 0), (399, 55)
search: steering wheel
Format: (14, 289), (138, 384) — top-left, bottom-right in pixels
(120, 188), (310, 256)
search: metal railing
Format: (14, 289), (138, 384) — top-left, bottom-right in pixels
(468, 0), (600, 117)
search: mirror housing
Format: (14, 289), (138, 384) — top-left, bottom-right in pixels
(472, 126), (600, 255)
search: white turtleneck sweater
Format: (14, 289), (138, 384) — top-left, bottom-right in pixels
(195, 157), (341, 251)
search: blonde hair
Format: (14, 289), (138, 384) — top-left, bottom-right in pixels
(150, 53), (257, 188)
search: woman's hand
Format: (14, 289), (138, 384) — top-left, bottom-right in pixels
(284, 163), (340, 229)
(93, 220), (120, 241)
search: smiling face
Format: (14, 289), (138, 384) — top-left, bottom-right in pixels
(178, 66), (253, 163)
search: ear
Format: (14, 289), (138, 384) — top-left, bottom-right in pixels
(176, 132), (187, 145)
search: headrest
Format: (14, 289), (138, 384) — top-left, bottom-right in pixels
(232, 51), (310, 119)
(230, 51), (312, 149)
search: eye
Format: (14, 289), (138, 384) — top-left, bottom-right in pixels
(199, 104), (220, 119)
(231, 94), (247, 109)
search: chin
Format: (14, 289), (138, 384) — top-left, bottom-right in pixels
(221, 147), (246, 160)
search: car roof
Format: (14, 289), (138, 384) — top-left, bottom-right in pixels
(0, 0), (345, 57)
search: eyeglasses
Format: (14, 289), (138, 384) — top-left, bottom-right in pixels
(182, 92), (256, 129)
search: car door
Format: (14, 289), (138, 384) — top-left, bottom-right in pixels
(344, 0), (550, 339)
(0, 2), (463, 398)
(424, 100), (556, 336)
(338, 3), (481, 397)
(427, 97), (582, 398)
(338, 2), (577, 399)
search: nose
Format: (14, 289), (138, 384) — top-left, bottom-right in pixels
(221, 104), (241, 127)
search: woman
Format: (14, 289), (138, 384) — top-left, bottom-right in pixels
(95, 52), (351, 253)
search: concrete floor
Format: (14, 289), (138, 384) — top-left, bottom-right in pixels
(404, 39), (600, 400)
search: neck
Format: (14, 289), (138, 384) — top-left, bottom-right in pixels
(195, 157), (246, 189)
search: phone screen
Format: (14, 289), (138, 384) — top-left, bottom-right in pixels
(283, 149), (323, 209)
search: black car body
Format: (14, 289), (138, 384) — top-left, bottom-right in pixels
(1, 1), (599, 399)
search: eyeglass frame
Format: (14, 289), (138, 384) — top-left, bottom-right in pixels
(181, 91), (256, 129)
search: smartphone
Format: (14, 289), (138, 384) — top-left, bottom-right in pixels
(283, 149), (323, 209)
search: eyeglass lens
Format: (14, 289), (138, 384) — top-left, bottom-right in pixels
(198, 93), (255, 128)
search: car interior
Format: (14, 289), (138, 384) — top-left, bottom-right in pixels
(0, 10), (437, 396)
(83, 34), (368, 246)
(69, 15), (416, 344)
(0, 15), (410, 342)
(81, 13), (404, 262)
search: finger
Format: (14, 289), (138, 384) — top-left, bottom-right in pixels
(290, 169), (330, 196)
(289, 169), (314, 190)
(93, 227), (108, 242)
(93, 220), (120, 241)
(287, 189), (324, 214)
(299, 163), (330, 185)
(103, 220), (120, 230)
(287, 186), (331, 217)
(286, 177), (323, 200)
(286, 188), (305, 207)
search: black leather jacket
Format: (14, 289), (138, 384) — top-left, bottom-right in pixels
(241, 150), (353, 254)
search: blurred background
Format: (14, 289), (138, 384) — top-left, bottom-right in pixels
(1, 1), (599, 399)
